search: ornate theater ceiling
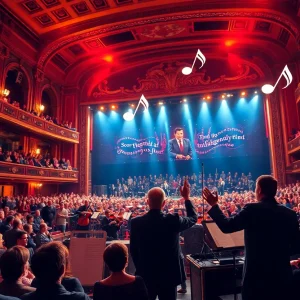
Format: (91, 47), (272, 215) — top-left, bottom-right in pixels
(0, 0), (300, 102)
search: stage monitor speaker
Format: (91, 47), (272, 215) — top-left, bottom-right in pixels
(93, 185), (107, 196)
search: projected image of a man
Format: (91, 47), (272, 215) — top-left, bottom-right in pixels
(169, 127), (192, 160)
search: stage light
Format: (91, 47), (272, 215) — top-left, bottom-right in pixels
(130, 104), (135, 108)
(111, 105), (117, 110)
(100, 106), (105, 111)
(225, 40), (235, 47)
(207, 96), (211, 100)
(222, 99), (226, 103)
(227, 94), (231, 97)
(158, 101), (164, 106)
(40, 105), (45, 112)
(103, 55), (113, 63)
(254, 91), (258, 94)
(202, 97), (206, 101)
(241, 91), (246, 96)
(183, 98), (187, 103)
(221, 95), (226, 99)
(88, 106), (90, 109)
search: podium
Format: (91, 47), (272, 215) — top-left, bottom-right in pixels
(187, 254), (243, 300)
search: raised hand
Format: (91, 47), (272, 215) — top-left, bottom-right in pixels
(180, 179), (190, 200)
(203, 187), (218, 206)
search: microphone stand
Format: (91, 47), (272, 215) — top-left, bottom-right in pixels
(202, 162), (205, 221)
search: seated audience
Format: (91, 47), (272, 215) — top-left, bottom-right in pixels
(3, 219), (23, 249)
(93, 242), (148, 300)
(21, 242), (89, 300)
(0, 294), (21, 300)
(0, 216), (14, 235)
(23, 224), (36, 250)
(31, 242), (84, 293)
(16, 231), (34, 263)
(35, 223), (52, 248)
(0, 246), (36, 297)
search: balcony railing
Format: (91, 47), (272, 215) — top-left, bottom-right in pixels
(0, 101), (79, 143)
(0, 161), (78, 182)
(287, 136), (300, 155)
(288, 160), (300, 173)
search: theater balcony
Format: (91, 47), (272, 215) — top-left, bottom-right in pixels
(287, 136), (300, 155)
(0, 161), (78, 183)
(0, 101), (79, 144)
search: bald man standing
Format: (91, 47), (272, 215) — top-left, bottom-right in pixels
(130, 179), (197, 300)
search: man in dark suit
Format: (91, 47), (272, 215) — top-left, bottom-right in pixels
(203, 175), (300, 300)
(130, 179), (197, 300)
(169, 127), (192, 160)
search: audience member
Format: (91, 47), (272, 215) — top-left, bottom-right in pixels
(35, 223), (53, 248)
(16, 231), (34, 263)
(130, 179), (197, 300)
(41, 201), (55, 227)
(94, 242), (148, 300)
(23, 224), (36, 250)
(0, 216), (14, 235)
(0, 246), (36, 297)
(203, 175), (300, 300)
(31, 242), (84, 293)
(21, 242), (89, 300)
(3, 219), (23, 249)
(55, 203), (68, 233)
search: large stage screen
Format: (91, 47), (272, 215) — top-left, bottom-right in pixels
(92, 93), (271, 184)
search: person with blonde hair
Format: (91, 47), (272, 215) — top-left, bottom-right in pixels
(93, 242), (148, 300)
(0, 246), (35, 297)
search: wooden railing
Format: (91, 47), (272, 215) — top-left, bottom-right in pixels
(0, 161), (78, 182)
(0, 101), (79, 143)
(288, 160), (300, 173)
(287, 136), (300, 154)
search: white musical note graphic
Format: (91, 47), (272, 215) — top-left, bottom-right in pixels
(182, 49), (206, 75)
(261, 65), (293, 94)
(123, 94), (149, 121)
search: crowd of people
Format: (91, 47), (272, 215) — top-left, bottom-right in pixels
(0, 96), (76, 131)
(0, 176), (298, 299)
(0, 147), (74, 170)
(110, 171), (255, 197)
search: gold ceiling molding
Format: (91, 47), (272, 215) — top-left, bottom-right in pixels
(92, 60), (262, 99)
(37, 11), (299, 69)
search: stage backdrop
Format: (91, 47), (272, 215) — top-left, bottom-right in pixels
(92, 93), (271, 185)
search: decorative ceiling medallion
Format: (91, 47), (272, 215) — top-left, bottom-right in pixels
(84, 38), (104, 48)
(52, 8), (71, 21)
(72, 2), (91, 15)
(35, 14), (55, 26)
(140, 24), (185, 38)
(41, 0), (61, 7)
(254, 21), (271, 32)
(89, 0), (108, 10)
(21, 1), (42, 13)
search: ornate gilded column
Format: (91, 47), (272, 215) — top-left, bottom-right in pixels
(32, 68), (44, 111)
(79, 106), (91, 195)
(266, 91), (286, 186)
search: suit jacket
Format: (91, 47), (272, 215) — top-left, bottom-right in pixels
(208, 198), (300, 300)
(0, 295), (20, 300)
(168, 138), (192, 159)
(130, 200), (197, 287)
(21, 283), (89, 300)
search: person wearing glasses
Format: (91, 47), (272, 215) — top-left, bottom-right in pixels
(16, 231), (34, 264)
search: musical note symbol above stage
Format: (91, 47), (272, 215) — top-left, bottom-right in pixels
(123, 94), (149, 121)
(182, 49), (206, 75)
(261, 65), (293, 94)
